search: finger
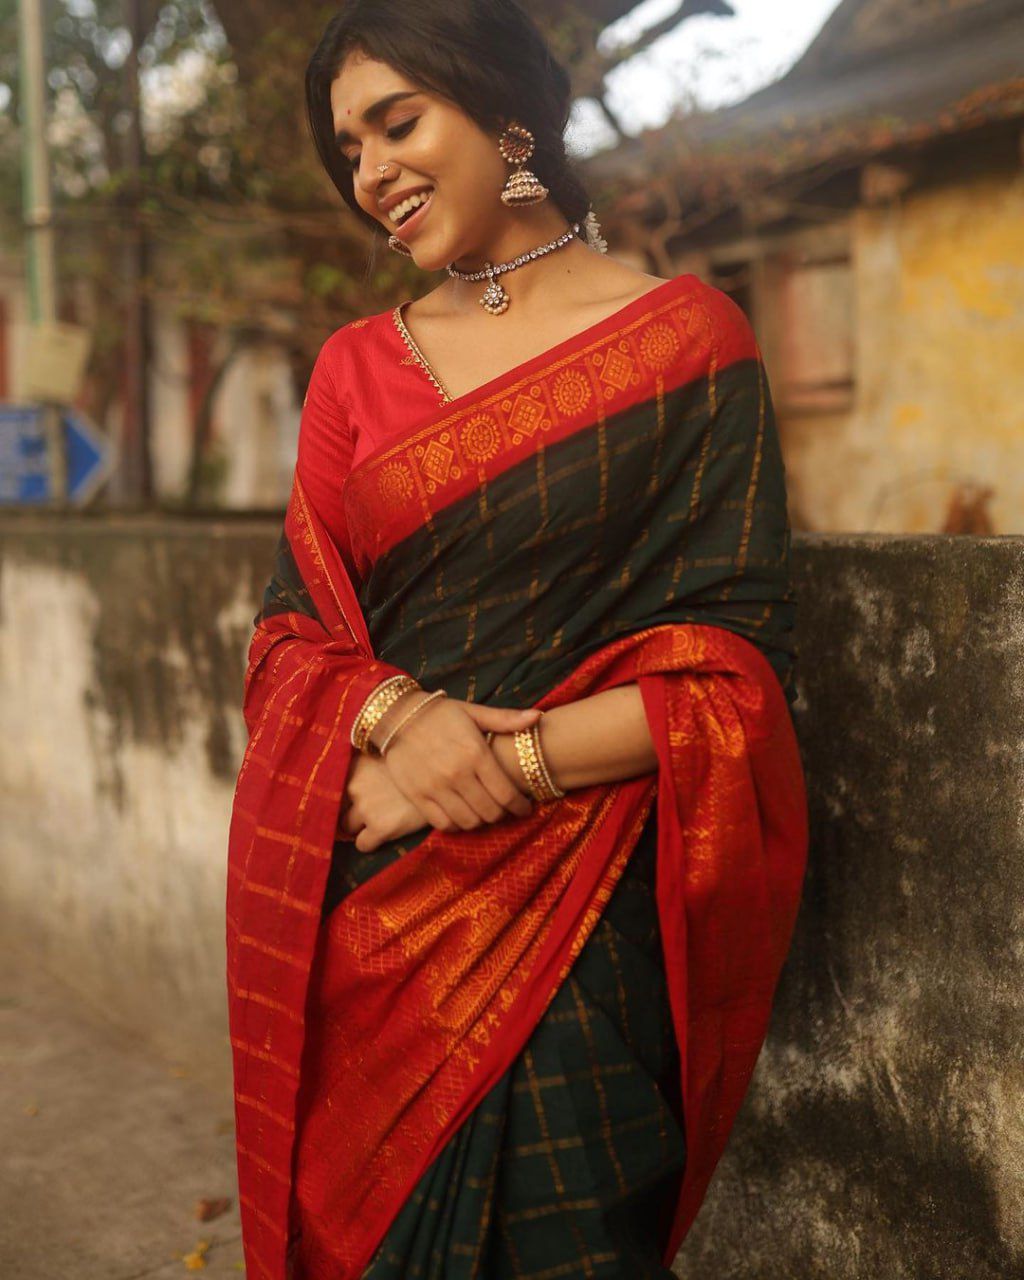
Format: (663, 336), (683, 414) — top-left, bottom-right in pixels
(460, 770), (509, 824)
(448, 742), (511, 823)
(419, 795), (457, 834)
(438, 785), (486, 831)
(464, 705), (542, 731)
(477, 750), (534, 817)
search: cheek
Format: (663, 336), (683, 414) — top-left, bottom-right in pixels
(417, 114), (493, 183)
(432, 138), (500, 207)
(409, 123), (450, 178)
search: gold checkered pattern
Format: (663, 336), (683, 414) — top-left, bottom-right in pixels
(323, 805), (685, 1278)
(354, 355), (796, 716)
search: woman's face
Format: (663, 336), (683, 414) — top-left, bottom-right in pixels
(329, 50), (518, 273)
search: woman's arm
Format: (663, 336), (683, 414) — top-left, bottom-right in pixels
(366, 682), (657, 796)
(341, 682), (656, 851)
(490, 683), (657, 794)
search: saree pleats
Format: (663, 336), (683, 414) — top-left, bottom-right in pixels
(318, 806), (685, 1280)
(226, 273), (808, 1280)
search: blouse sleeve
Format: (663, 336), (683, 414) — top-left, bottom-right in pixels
(292, 332), (417, 751)
(294, 333), (361, 587)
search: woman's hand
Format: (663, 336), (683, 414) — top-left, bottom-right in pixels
(338, 750), (432, 853)
(370, 692), (541, 833)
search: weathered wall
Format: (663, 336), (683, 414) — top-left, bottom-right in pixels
(0, 514), (274, 1090)
(2, 516), (1022, 1273)
(678, 167), (1024, 535)
(784, 170), (1024, 534)
(677, 533), (1024, 1278)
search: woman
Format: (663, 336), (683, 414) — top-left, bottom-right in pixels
(225, 2), (809, 1277)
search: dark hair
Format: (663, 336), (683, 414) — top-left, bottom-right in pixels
(304, 0), (592, 250)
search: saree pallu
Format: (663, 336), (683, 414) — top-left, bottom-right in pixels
(226, 273), (809, 1280)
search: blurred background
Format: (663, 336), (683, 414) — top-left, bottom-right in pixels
(3, 1), (1024, 1277)
(3, 0), (1022, 532)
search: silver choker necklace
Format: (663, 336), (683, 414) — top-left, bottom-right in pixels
(447, 222), (581, 315)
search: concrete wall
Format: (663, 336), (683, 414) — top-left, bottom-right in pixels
(0, 514), (272, 1090)
(1, 515), (1022, 1273)
(677, 533), (1024, 1278)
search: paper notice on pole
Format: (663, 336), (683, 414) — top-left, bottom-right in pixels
(21, 321), (91, 403)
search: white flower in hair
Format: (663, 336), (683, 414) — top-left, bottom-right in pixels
(583, 208), (608, 254)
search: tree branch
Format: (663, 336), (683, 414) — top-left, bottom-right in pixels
(598, 0), (734, 80)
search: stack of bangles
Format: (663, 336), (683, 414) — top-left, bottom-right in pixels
(350, 674), (565, 802)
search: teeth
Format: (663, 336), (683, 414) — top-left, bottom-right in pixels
(389, 190), (433, 223)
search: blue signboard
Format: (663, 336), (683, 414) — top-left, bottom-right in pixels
(0, 405), (50, 502)
(64, 408), (113, 503)
(0, 404), (113, 505)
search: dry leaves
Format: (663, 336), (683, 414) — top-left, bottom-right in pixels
(182, 1239), (211, 1270)
(195, 1196), (232, 1222)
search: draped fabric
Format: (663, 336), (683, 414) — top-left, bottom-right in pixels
(226, 272), (808, 1280)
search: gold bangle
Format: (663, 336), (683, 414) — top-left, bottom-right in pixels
(378, 688), (447, 756)
(360, 676), (421, 745)
(513, 725), (555, 801)
(512, 719), (564, 801)
(355, 687), (409, 753)
(531, 719), (565, 798)
(351, 675), (411, 750)
(351, 675), (421, 752)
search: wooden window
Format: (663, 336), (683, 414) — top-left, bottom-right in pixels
(769, 250), (855, 413)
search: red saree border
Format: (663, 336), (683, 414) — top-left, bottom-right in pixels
(227, 474), (414, 1280)
(342, 274), (759, 573)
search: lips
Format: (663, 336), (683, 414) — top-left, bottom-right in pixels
(390, 189), (434, 240)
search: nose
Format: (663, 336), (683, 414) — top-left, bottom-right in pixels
(354, 142), (392, 198)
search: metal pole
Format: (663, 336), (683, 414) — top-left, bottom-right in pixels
(18, 0), (54, 325)
(118, 0), (154, 504)
(18, 0), (65, 504)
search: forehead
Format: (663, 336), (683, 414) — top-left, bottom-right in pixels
(329, 51), (420, 131)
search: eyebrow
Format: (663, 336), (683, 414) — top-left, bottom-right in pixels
(333, 91), (420, 146)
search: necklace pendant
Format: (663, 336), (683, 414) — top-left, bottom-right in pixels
(480, 274), (510, 315)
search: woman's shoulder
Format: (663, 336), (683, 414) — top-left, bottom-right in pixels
(595, 269), (759, 376)
(594, 266), (758, 355)
(319, 308), (390, 357)
(310, 307), (396, 397)
(683, 274), (758, 344)
(647, 273), (762, 373)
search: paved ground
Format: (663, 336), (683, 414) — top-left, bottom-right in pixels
(1, 942), (245, 1278)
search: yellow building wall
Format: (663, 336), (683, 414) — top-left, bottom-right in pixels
(781, 170), (1024, 533)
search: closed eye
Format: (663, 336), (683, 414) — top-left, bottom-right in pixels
(341, 118), (418, 172)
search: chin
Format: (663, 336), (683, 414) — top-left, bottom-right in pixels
(410, 245), (448, 272)
(387, 231), (441, 272)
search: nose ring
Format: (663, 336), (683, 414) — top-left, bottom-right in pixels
(376, 161), (391, 177)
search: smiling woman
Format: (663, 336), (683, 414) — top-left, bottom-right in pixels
(225, 4), (809, 1279)
(303, 2), (594, 265)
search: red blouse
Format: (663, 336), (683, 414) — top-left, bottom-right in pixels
(295, 308), (440, 585)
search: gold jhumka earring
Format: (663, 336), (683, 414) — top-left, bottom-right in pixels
(443, 119), (561, 315)
(497, 121), (549, 207)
